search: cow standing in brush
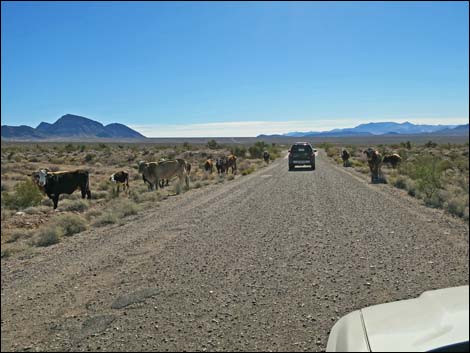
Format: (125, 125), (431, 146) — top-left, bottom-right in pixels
(382, 153), (402, 169)
(263, 151), (270, 164)
(33, 169), (91, 209)
(341, 149), (351, 167)
(363, 148), (386, 184)
(216, 157), (227, 174)
(138, 159), (189, 191)
(109, 171), (129, 195)
(225, 155), (237, 174)
(204, 159), (214, 174)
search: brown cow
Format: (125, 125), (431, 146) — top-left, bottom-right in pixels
(382, 153), (402, 169)
(363, 148), (385, 184)
(204, 159), (214, 173)
(226, 155), (237, 174)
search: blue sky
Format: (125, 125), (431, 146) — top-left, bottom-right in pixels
(2, 1), (469, 137)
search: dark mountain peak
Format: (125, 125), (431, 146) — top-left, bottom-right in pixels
(2, 114), (146, 140)
(104, 123), (145, 138)
(55, 114), (104, 127)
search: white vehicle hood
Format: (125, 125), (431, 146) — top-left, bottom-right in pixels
(361, 285), (469, 352)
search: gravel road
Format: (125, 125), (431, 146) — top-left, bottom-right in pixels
(2, 151), (468, 352)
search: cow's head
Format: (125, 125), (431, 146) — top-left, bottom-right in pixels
(37, 169), (49, 186)
(138, 161), (147, 173)
(109, 173), (116, 183)
(363, 148), (376, 160)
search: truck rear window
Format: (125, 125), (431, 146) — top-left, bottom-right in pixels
(292, 145), (312, 153)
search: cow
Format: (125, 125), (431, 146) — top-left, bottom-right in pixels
(34, 169), (91, 209)
(204, 159), (214, 173)
(341, 149), (351, 167)
(226, 155), (237, 174)
(382, 153), (402, 169)
(363, 148), (385, 184)
(216, 157), (227, 174)
(263, 151), (270, 164)
(109, 171), (129, 194)
(138, 159), (189, 191)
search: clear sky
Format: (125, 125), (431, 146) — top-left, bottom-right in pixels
(1, 1), (469, 137)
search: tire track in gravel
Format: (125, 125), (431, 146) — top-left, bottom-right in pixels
(1, 152), (468, 352)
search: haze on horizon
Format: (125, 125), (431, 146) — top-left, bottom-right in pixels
(1, 1), (469, 137)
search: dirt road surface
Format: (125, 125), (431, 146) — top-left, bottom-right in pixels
(2, 151), (468, 352)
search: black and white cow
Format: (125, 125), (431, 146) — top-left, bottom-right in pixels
(109, 170), (130, 194)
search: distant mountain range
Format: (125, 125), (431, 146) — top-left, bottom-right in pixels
(1, 114), (146, 140)
(258, 121), (469, 138)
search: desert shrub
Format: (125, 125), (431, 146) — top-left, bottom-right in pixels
(444, 196), (468, 218)
(207, 139), (220, 149)
(173, 182), (182, 195)
(5, 229), (32, 243)
(60, 193), (80, 200)
(231, 146), (247, 158)
(242, 166), (256, 176)
(53, 214), (87, 236)
(59, 199), (89, 212)
(404, 154), (445, 199)
(41, 198), (54, 207)
(406, 179), (418, 197)
(2, 179), (43, 210)
(93, 212), (118, 227)
(91, 190), (108, 200)
(111, 199), (140, 218)
(1, 248), (12, 258)
(393, 175), (409, 190)
(84, 209), (103, 221)
(85, 153), (95, 162)
(248, 141), (268, 159)
(33, 226), (62, 247)
(23, 205), (50, 215)
(64, 144), (77, 153)
(193, 181), (202, 189)
(424, 140), (438, 148)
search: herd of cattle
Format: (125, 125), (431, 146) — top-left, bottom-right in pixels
(30, 154), (243, 210)
(28, 147), (397, 210)
(341, 148), (402, 183)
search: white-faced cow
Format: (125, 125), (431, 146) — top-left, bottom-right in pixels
(34, 169), (91, 209)
(109, 171), (129, 194)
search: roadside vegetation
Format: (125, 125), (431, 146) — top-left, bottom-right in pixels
(1, 141), (283, 258)
(319, 141), (469, 221)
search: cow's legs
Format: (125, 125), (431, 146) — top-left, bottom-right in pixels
(51, 195), (59, 209)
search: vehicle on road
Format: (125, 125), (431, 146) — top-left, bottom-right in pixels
(288, 142), (316, 171)
(326, 285), (469, 352)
